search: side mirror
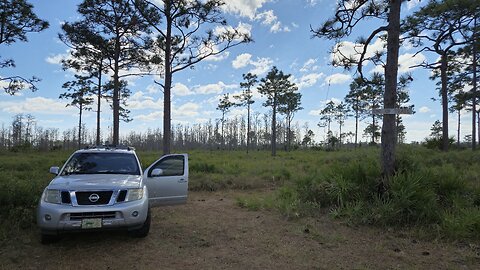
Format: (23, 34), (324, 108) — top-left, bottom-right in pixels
(49, 166), (59, 175)
(151, 168), (163, 177)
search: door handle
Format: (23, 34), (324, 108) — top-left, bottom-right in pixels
(178, 178), (187, 183)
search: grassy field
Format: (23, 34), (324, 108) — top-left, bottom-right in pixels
(1, 146), (479, 243)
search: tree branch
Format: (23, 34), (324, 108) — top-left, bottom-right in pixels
(358, 25), (388, 82)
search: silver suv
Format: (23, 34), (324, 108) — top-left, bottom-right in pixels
(37, 146), (188, 243)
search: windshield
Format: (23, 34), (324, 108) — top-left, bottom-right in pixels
(61, 152), (141, 175)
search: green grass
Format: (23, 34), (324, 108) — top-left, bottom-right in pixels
(252, 146), (480, 241)
(0, 150), (72, 241)
(1, 146), (480, 243)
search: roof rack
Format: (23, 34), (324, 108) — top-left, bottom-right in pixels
(83, 145), (136, 151)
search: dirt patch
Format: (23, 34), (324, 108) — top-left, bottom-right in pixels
(1, 191), (479, 269)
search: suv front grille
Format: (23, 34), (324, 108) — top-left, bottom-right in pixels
(69, 211), (116, 220)
(61, 191), (71, 204)
(76, 191), (113, 205)
(116, 190), (127, 202)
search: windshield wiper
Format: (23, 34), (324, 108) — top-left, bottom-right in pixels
(95, 170), (118, 174)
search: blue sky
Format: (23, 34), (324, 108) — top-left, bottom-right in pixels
(0, 0), (473, 143)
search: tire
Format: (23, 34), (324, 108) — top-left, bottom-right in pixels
(40, 233), (60, 244)
(129, 211), (151, 238)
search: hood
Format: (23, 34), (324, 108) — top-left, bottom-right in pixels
(48, 174), (143, 190)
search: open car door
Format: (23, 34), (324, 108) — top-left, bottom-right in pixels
(144, 154), (188, 207)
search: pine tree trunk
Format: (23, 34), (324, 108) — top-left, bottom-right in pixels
(457, 109), (461, 147)
(339, 122), (342, 146)
(440, 54), (449, 151)
(78, 103), (83, 149)
(472, 16), (477, 150)
(355, 101), (359, 147)
(112, 35), (120, 146)
(96, 61), (102, 146)
(380, 0), (401, 183)
(247, 103), (251, 154)
(287, 117), (291, 152)
(372, 113), (376, 143)
(478, 111), (480, 144)
(163, 0), (172, 155)
(272, 92), (277, 156)
(221, 112), (225, 149)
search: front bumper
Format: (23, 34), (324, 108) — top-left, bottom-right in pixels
(37, 197), (149, 235)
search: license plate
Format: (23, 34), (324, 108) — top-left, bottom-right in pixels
(81, 218), (102, 229)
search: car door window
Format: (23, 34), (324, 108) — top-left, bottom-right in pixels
(149, 155), (184, 177)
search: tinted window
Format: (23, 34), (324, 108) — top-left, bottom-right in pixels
(61, 152), (140, 175)
(150, 156), (184, 177)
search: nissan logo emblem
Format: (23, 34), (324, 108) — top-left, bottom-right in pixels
(88, 193), (100, 203)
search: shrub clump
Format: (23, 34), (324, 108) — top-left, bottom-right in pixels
(274, 150), (480, 241)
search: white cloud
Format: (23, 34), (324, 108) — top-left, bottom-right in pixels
(370, 52), (427, 74)
(229, 107), (248, 118)
(308, 109), (323, 116)
(370, 64), (384, 74)
(407, 0), (422, 10)
(270, 21), (290, 33)
(197, 41), (231, 62)
(214, 22), (252, 42)
(223, 3), (288, 33)
(45, 53), (69, 65)
(255, 10), (290, 33)
(194, 81), (237, 95)
(233, 54), (273, 75)
(146, 84), (160, 94)
(332, 40), (424, 76)
(135, 111), (163, 122)
(325, 73), (352, 85)
(300, 58), (318, 72)
(223, 0), (271, 19)
(296, 73), (324, 89)
(398, 53), (426, 73)
(204, 64), (218, 71)
(128, 91), (163, 110)
(419, 106), (431, 113)
(45, 51), (88, 76)
(249, 57), (273, 75)
(134, 101), (200, 122)
(235, 22), (253, 39)
(256, 10), (277, 25)
(0, 78), (29, 95)
(172, 82), (194, 96)
(207, 51), (230, 62)
(232, 53), (252, 69)
(174, 102), (200, 117)
(0, 79), (11, 90)
(331, 38), (386, 67)
(0, 97), (76, 115)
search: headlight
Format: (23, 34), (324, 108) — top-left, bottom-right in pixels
(43, 189), (61, 204)
(125, 187), (144, 202)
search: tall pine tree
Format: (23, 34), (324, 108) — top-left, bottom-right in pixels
(134, 0), (252, 154)
(69, 0), (152, 145)
(258, 66), (298, 156)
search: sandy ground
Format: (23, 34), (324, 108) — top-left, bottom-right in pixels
(1, 191), (479, 269)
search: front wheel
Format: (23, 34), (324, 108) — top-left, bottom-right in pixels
(129, 211), (151, 238)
